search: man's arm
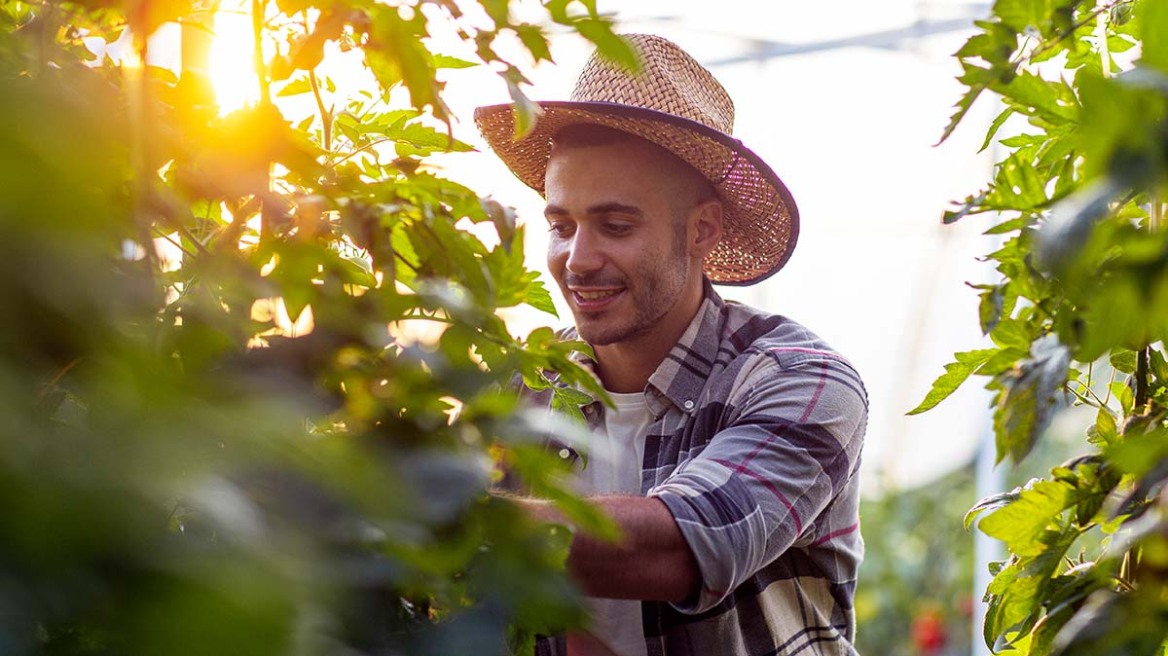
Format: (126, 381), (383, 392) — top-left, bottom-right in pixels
(523, 495), (700, 602)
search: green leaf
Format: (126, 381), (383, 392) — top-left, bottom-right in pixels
(976, 283), (1010, 334)
(504, 70), (543, 139)
(390, 220), (421, 286)
(939, 76), (991, 147)
(276, 76), (313, 97)
(908, 348), (998, 415)
(940, 20), (1018, 145)
(978, 345), (1030, 377)
(1033, 180), (1123, 275)
(386, 121), (473, 154)
(573, 20), (637, 72)
(993, 0), (1044, 32)
(987, 149), (1050, 210)
(981, 106), (1017, 153)
(1106, 427), (1168, 477)
(966, 488), (1023, 530)
(367, 9), (445, 117)
(1109, 349), (1137, 374)
(1149, 347), (1168, 381)
(431, 53), (478, 70)
(1076, 72), (1168, 187)
(1110, 380), (1135, 415)
(1140, 0), (1168, 74)
(990, 317), (1035, 351)
(1052, 590), (1168, 655)
(993, 334), (1071, 463)
(980, 479), (1074, 555)
(998, 70), (1079, 125)
(515, 24), (552, 63)
(986, 216), (1032, 235)
(1087, 406), (1118, 447)
(552, 385), (594, 410)
(523, 280), (557, 316)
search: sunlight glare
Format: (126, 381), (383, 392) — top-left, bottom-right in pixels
(208, 0), (259, 114)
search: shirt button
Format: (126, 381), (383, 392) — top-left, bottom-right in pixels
(684, 400), (695, 410)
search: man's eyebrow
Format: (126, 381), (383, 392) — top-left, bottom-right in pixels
(587, 202), (643, 217)
(543, 202), (644, 219)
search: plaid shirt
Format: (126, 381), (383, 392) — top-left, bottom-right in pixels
(527, 283), (868, 656)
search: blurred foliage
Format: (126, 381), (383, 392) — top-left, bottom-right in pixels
(913, 0), (1168, 653)
(0, 0), (633, 654)
(855, 468), (977, 656)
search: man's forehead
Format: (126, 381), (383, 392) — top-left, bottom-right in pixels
(544, 139), (710, 214)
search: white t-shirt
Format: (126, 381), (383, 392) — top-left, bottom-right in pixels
(573, 391), (652, 656)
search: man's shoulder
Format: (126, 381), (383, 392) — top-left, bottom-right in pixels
(718, 300), (855, 372)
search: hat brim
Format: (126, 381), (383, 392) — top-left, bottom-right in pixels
(474, 100), (799, 286)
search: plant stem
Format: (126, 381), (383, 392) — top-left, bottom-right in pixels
(309, 68), (332, 151)
(329, 137), (394, 168)
(1137, 347), (1149, 409)
(1104, 367), (1117, 405)
(1098, 2), (1111, 79)
(302, 11), (333, 152)
(1069, 382), (1107, 408)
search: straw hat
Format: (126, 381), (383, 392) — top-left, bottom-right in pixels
(474, 33), (798, 286)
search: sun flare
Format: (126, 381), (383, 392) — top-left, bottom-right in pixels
(207, 0), (259, 115)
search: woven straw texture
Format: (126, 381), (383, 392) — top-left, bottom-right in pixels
(474, 34), (798, 285)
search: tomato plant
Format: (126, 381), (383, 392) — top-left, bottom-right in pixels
(915, 0), (1168, 652)
(0, 0), (631, 653)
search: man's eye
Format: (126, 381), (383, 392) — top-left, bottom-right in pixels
(548, 222), (574, 237)
(604, 223), (632, 235)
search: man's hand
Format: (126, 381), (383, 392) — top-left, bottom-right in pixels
(522, 495), (700, 603)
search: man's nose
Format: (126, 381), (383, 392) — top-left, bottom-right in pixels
(565, 230), (603, 274)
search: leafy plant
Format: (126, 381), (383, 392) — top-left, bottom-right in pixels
(855, 467), (977, 656)
(913, 0), (1168, 652)
(0, 0), (630, 653)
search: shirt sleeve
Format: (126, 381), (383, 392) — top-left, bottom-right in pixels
(647, 354), (867, 614)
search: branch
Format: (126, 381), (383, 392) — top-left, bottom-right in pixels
(1136, 347), (1149, 409)
(329, 137), (394, 168)
(302, 11), (333, 152)
(308, 69), (333, 152)
(1028, 0), (1132, 62)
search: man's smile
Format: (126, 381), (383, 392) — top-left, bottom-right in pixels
(569, 287), (626, 310)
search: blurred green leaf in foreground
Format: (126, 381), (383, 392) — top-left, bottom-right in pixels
(0, 0), (635, 653)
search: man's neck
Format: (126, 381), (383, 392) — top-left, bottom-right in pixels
(592, 339), (676, 394)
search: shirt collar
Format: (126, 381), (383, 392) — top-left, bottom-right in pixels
(645, 279), (726, 415)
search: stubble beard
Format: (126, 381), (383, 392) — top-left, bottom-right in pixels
(572, 224), (691, 347)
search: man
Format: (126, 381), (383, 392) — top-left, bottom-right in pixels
(475, 34), (868, 656)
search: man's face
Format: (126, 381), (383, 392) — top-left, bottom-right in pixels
(543, 138), (701, 347)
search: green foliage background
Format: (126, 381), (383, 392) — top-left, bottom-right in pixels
(0, 0), (632, 653)
(915, 0), (1168, 652)
(856, 468), (977, 656)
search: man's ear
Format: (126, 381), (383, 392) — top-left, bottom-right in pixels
(688, 199), (724, 258)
